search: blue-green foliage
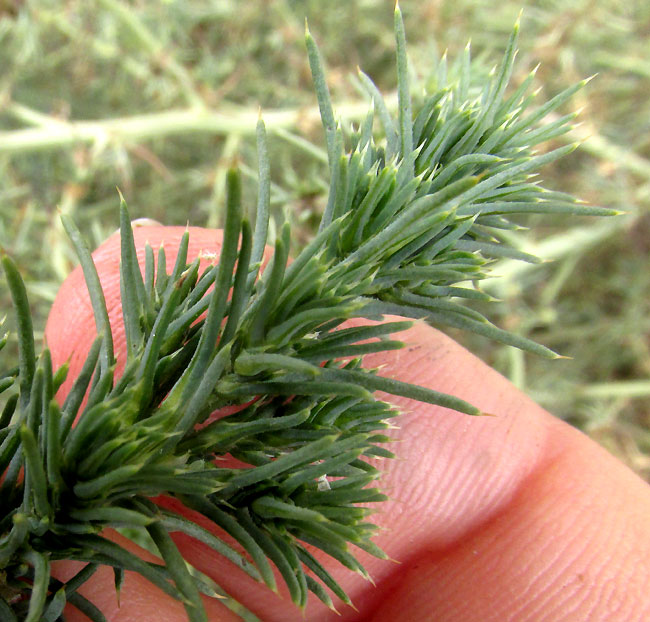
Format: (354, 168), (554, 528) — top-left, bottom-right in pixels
(0, 8), (613, 622)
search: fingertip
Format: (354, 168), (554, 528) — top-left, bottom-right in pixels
(365, 408), (650, 622)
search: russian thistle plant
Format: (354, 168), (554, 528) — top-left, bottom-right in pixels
(0, 8), (614, 622)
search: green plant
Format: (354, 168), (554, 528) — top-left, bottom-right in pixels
(0, 7), (615, 621)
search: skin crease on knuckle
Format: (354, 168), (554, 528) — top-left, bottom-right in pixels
(46, 227), (650, 622)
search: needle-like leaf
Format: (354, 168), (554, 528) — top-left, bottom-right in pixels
(0, 13), (613, 622)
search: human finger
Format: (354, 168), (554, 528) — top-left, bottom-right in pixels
(47, 227), (650, 622)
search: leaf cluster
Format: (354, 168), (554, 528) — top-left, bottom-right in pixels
(0, 7), (614, 621)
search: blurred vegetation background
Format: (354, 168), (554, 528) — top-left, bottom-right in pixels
(0, 0), (648, 478)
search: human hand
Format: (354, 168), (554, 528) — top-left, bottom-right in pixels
(46, 226), (650, 622)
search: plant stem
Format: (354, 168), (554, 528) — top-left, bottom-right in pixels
(3, 98), (650, 190)
(0, 97), (397, 155)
